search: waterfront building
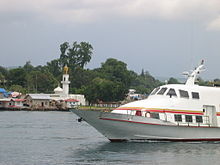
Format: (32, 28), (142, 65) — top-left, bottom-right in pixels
(0, 66), (86, 110)
(52, 65), (86, 106)
(24, 94), (52, 110)
(9, 99), (26, 109)
(22, 65), (86, 110)
(0, 98), (26, 110)
(65, 99), (79, 108)
(0, 98), (11, 109)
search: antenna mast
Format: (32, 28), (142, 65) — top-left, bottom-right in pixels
(184, 60), (205, 86)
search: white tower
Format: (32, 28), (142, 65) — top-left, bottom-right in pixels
(61, 65), (70, 97)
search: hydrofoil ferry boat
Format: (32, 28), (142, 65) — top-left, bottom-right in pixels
(71, 61), (220, 142)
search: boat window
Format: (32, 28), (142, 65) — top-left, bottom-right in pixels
(135, 111), (142, 116)
(157, 87), (168, 95)
(196, 116), (203, 123)
(179, 90), (189, 98)
(167, 88), (177, 97)
(185, 115), (193, 122)
(192, 92), (200, 99)
(150, 113), (160, 119)
(174, 114), (182, 122)
(150, 87), (160, 95)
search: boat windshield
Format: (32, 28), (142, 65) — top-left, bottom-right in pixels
(166, 88), (177, 97)
(150, 87), (160, 95)
(157, 87), (168, 95)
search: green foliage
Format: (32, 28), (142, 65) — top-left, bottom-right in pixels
(8, 67), (26, 87)
(0, 66), (9, 78)
(196, 77), (211, 86)
(0, 72), (6, 88)
(130, 70), (162, 94)
(84, 77), (127, 104)
(9, 85), (27, 94)
(23, 61), (34, 73)
(70, 67), (98, 89)
(26, 71), (57, 93)
(83, 58), (133, 103)
(96, 58), (133, 87)
(59, 41), (93, 69)
(168, 77), (180, 84)
(0, 41), (190, 103)
(46, 59), (62, 79)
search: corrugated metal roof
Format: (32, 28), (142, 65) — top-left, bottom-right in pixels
(0, 98), (11, 102)
(26, 94), (51, 100)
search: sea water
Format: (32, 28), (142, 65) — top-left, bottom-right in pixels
(0, 111), (220, 165)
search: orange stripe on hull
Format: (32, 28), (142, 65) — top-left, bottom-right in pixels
(115, 107), (203, 115)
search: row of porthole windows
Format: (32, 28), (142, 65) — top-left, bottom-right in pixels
(174, 114), (203, 123)
(135, 111), (203, 124)
(135, 111), (160, 119)
(151, 87), (200, 99)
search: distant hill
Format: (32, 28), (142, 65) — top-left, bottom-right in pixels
(155, 76), (186, 83)
(6, 66), (19, 70)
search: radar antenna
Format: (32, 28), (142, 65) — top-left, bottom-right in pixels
(184, 60), (205, 86)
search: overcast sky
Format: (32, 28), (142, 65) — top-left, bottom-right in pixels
(1, 0), (220, 79)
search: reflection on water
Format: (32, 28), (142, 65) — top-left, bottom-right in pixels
(71, 141), (220, 165)
(0, 111), (220, 165)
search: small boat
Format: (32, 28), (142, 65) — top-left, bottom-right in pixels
(71, 61), (220, 142)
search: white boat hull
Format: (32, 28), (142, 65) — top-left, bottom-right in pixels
(71, 109), (220, 142)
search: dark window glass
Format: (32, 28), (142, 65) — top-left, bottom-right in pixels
(157, 88), (168, 95)
(150, 113), (160, 119)
(179, 90), (189, 98)
(151, 87), (160, 95)
(174, 114), (182, 122)
(185, 115), (193, 122)
(192, 92), (200, 99)
(135, 111), (142, 116)
(167, 88), (177, 97)
(196, 116), (203, 123)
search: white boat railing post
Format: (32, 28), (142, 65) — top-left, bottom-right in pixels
(164, 110), (167, 122)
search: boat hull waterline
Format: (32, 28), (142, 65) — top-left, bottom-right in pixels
(71, 109), (220, 142)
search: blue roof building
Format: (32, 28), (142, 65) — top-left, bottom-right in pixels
(0, 88), (6, 93)
(0, 88), (10, 97)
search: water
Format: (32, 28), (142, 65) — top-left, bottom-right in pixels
(1, 111), (220, 165)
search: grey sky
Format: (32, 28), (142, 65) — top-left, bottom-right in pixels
(1, 0), (220, 79)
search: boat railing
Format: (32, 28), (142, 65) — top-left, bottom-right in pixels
(175, 115), (211, 127)
(118, 109), (213, 127)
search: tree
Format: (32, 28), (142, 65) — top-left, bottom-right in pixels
(84, 77), (127, 104)
(26, 71), (57, 93)
(130, 70), (162, 94)
(8, 68), (26, 87)
(59, 41), (93, 69)
(0, 73), (6, 88)
(9, 85), (27, 94)
(97, 58), (133, 88)
(46, 59), (62, 79)
(195, 77), (210, 86)
(0, 66), (9, 88)
(60, 42), (70, 67)
(167, 77), (180, 84)
(69, 67), (98, 90)
(23, 61), (34, 73)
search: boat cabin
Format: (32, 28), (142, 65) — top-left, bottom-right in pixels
(113, 61), (220, 128)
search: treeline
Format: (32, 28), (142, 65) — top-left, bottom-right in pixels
(1, 41), (214, 104)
